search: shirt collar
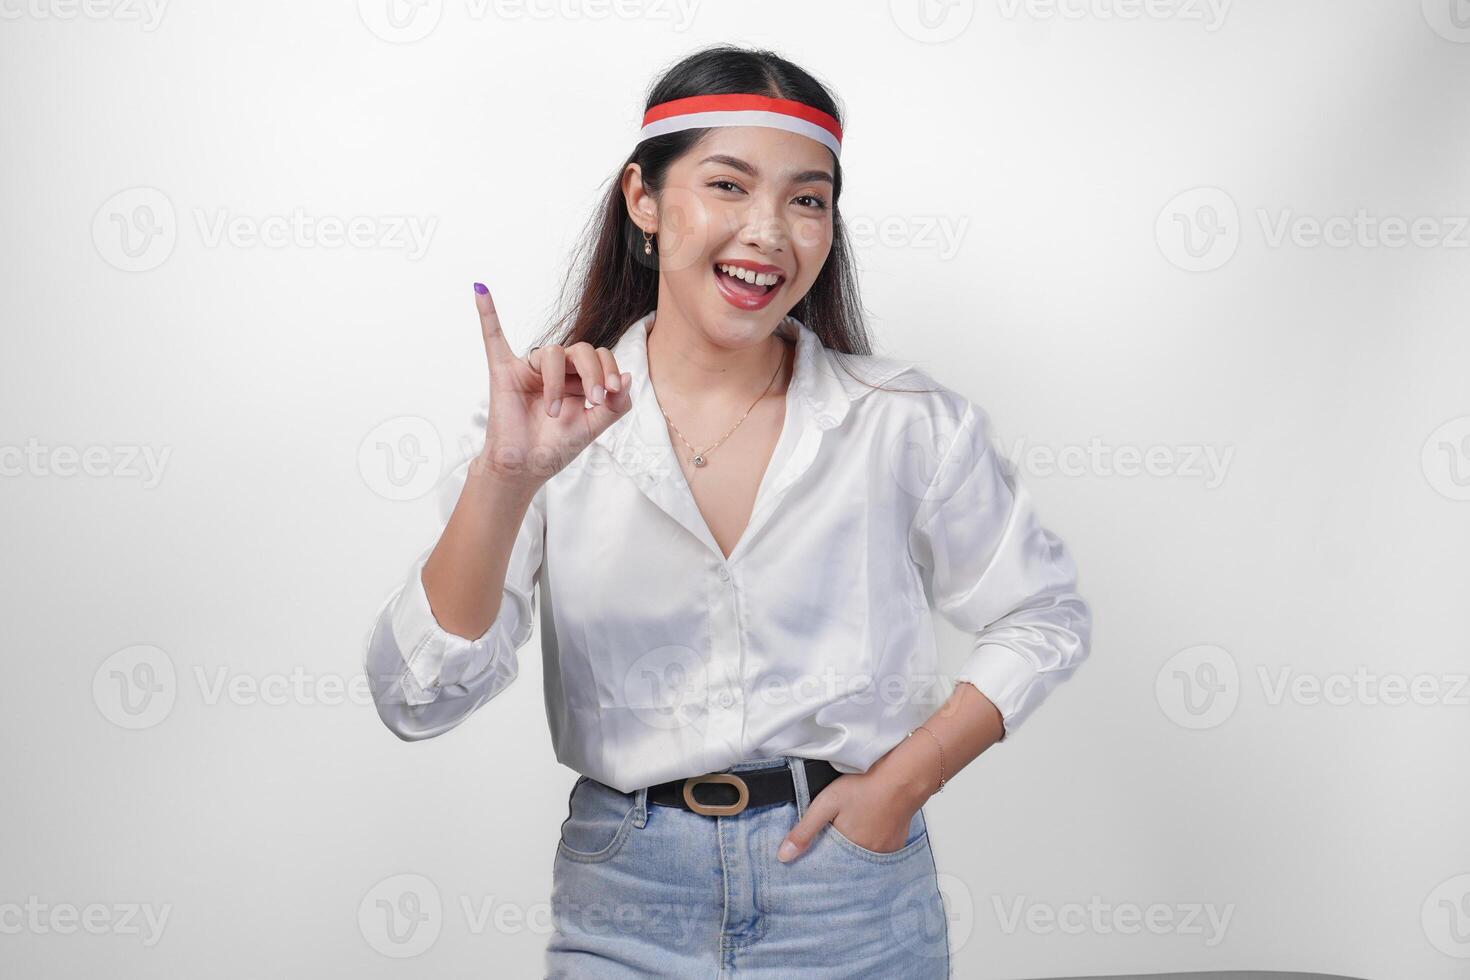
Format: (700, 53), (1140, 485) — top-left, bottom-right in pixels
(586, 309), (909, 563)
(591, 309), (862, 462)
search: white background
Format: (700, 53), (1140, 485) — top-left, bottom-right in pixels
(2, 1), (1468, 977)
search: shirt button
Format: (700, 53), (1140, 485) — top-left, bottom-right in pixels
(717, 566), (730, 582)
(718, 691), (735, 708)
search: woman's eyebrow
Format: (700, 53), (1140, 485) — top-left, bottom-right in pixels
(698, 154), (834, 185)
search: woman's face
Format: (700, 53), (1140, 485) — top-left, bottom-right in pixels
(627, 126), (835, 343)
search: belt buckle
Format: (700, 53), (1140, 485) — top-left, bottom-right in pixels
(682, 773), (749, 815)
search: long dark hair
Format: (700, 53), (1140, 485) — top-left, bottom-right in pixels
(531, 44), (930, 397)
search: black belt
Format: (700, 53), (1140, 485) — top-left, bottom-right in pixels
(645, 758), (843, 816)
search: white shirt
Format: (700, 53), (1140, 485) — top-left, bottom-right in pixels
(364, 311), (1092, 794)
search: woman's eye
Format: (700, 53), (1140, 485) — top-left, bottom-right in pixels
(706, 181), (827, 211)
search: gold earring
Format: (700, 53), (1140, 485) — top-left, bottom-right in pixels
(643, 229), (654, 255)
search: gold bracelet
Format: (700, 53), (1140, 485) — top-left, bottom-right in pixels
(906, 725), (946, 794)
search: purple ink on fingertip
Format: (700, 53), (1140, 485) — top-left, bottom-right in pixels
(473, 282), (488, 295)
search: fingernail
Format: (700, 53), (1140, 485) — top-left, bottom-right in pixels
(621, 372), (631, 388)
(777, 840), (797, 863)
(605, 374), (620, 392)
(473, 282), (488, 295)
(592, 384), (605, 404)
(549, 398), (562, 417)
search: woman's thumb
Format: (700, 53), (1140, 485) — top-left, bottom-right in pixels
(585, 371), (634, 436)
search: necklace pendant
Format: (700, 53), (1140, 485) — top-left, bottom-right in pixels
(692, 454), (706, 467)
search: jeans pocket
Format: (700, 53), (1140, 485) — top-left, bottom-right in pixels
(556, 775), (638, 864)
(824, 807), (929, 863)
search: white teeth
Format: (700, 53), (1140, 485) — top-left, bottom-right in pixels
(718, 263), (782, 287)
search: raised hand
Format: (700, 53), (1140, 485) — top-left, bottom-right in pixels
(472, 282), (632, 490)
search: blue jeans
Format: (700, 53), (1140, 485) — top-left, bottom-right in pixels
(544, 755), (950, 978)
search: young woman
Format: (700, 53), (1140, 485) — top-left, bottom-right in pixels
(365, 44), (1092, 978)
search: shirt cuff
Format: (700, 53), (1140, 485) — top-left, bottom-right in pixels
(390, 559), (493, 705)
(954, 643), (1044, 743)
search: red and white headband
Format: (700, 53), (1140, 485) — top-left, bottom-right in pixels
(639, 94), (843, 160)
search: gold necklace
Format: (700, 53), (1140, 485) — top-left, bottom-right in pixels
(657, 340), (788, 468)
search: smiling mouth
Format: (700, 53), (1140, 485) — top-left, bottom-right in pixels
(713, 262), (785, 296)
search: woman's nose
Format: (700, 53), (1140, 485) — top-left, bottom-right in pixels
(736, 205), (789, 254)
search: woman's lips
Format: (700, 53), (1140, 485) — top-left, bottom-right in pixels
(713, 265), (783, 311)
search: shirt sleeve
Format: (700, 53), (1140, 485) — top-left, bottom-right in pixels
(363, 399), (546, 741)
(906, 397), (1092, 742)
